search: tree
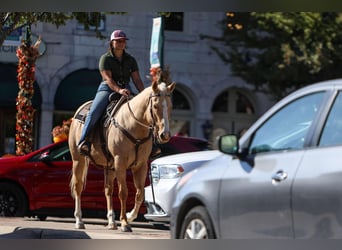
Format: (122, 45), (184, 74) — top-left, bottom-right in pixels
(0, 12), (110, 47)
(202, 12), (342, 100)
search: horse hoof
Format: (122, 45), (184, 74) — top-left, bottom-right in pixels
(108, 223), (118, 230)
(121, 225), (132, 232)
(75, 223), (85, 229)
(126, 212), (137, 223)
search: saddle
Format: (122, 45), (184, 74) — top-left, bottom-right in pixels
(74, 93), (128, 161)
(74, 92), (125, 126)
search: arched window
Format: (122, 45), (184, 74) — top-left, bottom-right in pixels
(212, 89), (254, 114)
(211, 88), (257, 142)
(212, 90), (229, 112)
(236, 92), (254, 114)
(172, 89), (190, 110)
(169, 87), (193, 137)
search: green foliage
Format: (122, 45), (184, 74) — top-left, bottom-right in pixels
(0, 12), (123, 46)
(203, 12), (342, 100)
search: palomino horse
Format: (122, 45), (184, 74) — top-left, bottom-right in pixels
(68, 80), (176, 232)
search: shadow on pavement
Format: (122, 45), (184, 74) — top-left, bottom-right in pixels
(0, 227), (90, 239)
(41, 217), (170, 231)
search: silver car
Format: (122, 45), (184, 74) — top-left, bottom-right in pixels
(144, 150), (222, 224)
(170, 79), (342, 239)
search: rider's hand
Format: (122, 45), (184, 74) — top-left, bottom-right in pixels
(119, 88), (130, 97)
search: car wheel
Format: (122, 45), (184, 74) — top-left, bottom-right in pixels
(0, 182), (28, 217)
(179, 206), (215, 239)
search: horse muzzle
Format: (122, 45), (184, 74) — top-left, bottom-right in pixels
(157, 131), (171, 144)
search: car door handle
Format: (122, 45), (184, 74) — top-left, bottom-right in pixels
(272, 170), (288, 182)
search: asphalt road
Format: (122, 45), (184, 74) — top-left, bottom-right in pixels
(0, 216), (170, 239)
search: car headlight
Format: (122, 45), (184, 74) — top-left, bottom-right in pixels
(151, 164), (184, 184)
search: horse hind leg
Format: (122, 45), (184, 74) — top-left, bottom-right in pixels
(70, 159), (88, 229)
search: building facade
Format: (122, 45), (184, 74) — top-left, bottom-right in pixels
(0, 12), (273, 155)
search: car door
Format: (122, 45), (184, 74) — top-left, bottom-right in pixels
(292, 90), (342, 238)
(32, 142), (99, 209)
(218, 91), (326, 238)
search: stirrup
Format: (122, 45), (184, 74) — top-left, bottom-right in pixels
(78, 141), (91, 156)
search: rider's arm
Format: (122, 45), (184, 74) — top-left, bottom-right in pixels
(131, 71), (145, 93)
(100, 70), (129, 97)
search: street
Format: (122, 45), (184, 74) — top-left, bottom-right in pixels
(0, 216), (170, 239)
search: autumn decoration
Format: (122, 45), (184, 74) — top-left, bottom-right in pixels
(51, 118), (72, 143)
(15, 26), (41, 155)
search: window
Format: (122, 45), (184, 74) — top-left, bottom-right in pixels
(76, 13), (105, 31)
(236, 92), (254, 114)
(212, 91), (229, 112)
(172, 89), (190, 110)
(319, 91), (342, 147)
(30, 142), (71, 162)
(249, 92), (324, 154)
(164, 12), (184, 31)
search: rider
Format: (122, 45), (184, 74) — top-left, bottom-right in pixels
(78, 29), (145, 155)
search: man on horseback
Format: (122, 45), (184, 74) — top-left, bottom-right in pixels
(78, 30), (145, 155)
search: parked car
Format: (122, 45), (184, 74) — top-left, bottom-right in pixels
(144, 150), (222, 224)
(170, 79), (342, 239)
(0, 136), (209, 220)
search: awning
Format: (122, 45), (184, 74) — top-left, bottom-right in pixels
(54, 69), (101, 111)
(0, 63), (42, 108)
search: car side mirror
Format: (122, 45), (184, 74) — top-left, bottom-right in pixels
(39, 151), (52, 162)
(218, 134), (239, 155)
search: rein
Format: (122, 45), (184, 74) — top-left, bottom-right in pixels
(111, 94), (157, 168)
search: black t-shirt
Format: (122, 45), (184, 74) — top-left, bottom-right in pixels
(98, 50), (139, 86)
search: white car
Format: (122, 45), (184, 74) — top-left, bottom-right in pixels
(144, 150), (222, 224)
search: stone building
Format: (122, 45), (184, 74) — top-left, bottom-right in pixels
(0, 12), (272, 155)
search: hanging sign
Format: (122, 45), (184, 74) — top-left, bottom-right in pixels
(0, 33), (46, 63)
(150, 17), (164, 68)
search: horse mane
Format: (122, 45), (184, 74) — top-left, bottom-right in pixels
(130, 81), (168, 105)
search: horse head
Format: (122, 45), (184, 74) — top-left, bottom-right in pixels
(150, 80), (176, 144)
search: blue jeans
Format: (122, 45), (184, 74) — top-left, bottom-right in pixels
(78, 82), (114, 145)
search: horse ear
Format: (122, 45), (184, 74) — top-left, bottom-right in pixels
(168, 82), (176, 93)
(152, 80), (159, 92)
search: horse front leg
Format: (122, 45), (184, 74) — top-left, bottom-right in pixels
(104, 169), (117, 230)
(70, 160), (87, 229)
(127, 164), (148, 223)
(116, 170), (131, 232)
(74, 195), (85, 229)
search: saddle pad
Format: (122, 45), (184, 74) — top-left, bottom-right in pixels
(74, 101), (92, 123)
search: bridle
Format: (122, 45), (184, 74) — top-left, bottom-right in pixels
(111, 91), (171, 167)
(127, 92), (171, 133)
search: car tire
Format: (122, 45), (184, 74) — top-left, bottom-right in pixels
(179, 205), (215, 239)
(0, 182), (28, 217)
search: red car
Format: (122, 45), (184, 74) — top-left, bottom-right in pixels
(0, 136), (209, 220)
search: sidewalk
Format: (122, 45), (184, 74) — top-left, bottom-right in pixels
(0, 217), (170, 239)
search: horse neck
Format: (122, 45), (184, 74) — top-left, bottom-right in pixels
(119, 88), (152, 126)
